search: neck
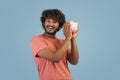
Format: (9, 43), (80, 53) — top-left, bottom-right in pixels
(43, 33), (56, 39)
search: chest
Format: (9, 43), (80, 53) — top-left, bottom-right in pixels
(45, 39), (63, 51)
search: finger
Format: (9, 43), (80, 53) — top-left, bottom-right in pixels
(67, 23), (71, 31)
(63, 23), (67, 32)
(64, 22), (67, 30)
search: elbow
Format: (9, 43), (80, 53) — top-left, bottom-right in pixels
(70, 59), (79, 65)
(72, 61), (78, 65)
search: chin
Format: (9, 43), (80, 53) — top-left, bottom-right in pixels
(46, 31), (56, 35)
(45, 29), (58, 35)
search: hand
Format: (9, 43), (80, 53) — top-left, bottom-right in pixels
(63, 22), (72, 40)
(72, 26), (80, 39)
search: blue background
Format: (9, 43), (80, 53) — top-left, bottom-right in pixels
(0, 0), (120, 80)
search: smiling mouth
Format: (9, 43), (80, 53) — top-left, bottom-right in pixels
(45, 26), (58, 34)
(47, 26), (55, 29)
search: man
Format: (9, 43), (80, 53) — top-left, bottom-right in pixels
(30, 9), (79, 80)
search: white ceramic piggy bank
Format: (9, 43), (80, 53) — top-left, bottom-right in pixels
(70, 21), (79, 33)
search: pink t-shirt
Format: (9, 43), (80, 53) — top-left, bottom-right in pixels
(30, 34), (72, 80)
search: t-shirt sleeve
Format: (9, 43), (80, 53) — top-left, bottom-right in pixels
(30, 37), (48, 57)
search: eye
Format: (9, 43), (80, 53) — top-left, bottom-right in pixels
(46, 19), (50, 22)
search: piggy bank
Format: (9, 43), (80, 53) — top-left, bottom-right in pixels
(70, 21), (79, 33)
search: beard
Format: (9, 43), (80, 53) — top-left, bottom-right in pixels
(44, 25), (59, 35)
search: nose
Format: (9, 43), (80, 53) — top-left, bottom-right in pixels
(49, 21), (54, 26)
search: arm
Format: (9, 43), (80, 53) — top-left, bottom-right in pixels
(37, 23), (72, 62)
(67, 27), (80, 65)
(37, 38), (71, 62)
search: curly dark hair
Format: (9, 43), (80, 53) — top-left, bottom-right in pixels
(40, 9), (66, 31)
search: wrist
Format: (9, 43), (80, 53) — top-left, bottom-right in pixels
(65, 36), (71, 41)
(72, 37), (76, 40)
(71, 38), (76, 42)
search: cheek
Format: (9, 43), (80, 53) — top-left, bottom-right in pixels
(44, 23), (48, 28)
(44, 23), (47, 26)
(55, 23), (59, 27)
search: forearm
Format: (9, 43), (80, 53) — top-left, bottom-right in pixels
(37, 38), (71, 63)
(70, 38), (79, 64)
(53, 38), (71, 62)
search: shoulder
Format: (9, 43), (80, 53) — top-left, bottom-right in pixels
(31, 35), (44, 41)
(30, 35), (45, 43)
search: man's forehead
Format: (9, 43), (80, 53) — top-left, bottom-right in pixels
(45, 18), (58, 21)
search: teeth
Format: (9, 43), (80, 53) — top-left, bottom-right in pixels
(48, 26), (54, 29)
